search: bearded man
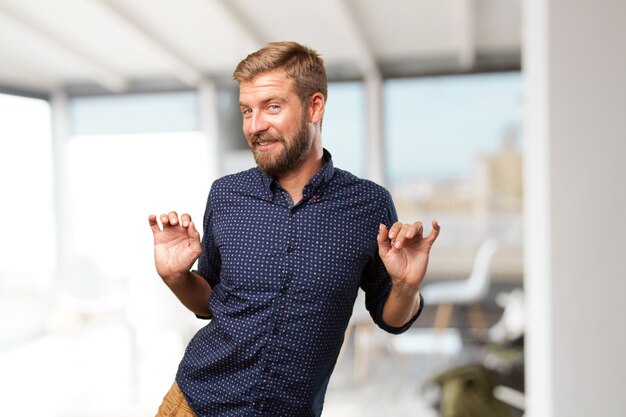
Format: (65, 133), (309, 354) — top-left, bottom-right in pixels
(149, 41), (440, 417)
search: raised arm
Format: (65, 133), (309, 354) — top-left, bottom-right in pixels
(149, 211), (212, 317)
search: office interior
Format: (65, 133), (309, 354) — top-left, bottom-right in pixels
(0, 1), (624, 416)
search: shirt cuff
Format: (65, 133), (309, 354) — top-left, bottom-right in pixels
(376, 292), (424, 335)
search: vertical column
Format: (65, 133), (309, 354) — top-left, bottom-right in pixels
(198, 78), (222, 182)
(365, 71), (386, 186)
(523, 0), (552, 413)
(50, 90), (73, 281)
(524, 1), (626, 416)
(458, 0), (476, 69)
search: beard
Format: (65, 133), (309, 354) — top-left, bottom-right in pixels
(249, 113), (313, 177)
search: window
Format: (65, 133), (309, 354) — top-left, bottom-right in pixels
(67, 92), (210, 280)
(0, 93), (54, 290)
(384, 72), (523, 245)
(324, 82), (366, 177)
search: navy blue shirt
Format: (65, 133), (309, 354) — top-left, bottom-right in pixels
(176, 151), (423, 416)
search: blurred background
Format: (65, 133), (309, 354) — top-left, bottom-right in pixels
(0, 1), (624, 416)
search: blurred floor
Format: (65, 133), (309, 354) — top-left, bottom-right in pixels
(324, 328), (463, 417)
(0, 292), (519, 417)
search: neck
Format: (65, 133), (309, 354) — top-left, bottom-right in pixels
(277, 144), (324, 204)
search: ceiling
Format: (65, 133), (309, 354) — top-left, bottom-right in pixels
(0, 0), (521, 96)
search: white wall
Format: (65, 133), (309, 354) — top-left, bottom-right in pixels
(524, 1), (626, 416)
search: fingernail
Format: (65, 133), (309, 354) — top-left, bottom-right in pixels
(395, 241), (401, 249)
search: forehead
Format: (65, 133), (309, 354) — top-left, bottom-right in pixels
(238, 69), (298, 104)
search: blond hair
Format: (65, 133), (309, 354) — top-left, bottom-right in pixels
(233, 41), (328, 104)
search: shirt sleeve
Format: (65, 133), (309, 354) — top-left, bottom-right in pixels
(359, 191), (424, 334)
(192, 183), (222, 319)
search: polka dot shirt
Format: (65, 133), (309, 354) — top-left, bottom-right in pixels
(176, 150), (423, 416)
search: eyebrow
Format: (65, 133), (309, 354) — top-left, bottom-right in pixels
(239, 95), (287, 108)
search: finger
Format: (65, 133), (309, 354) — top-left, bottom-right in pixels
(391, 224), (409, 249)
(168, 211), (179, 226)
(148, 214), (161, 233)
(426, 220), (441, 243)
(377, 223), (392, 256)
(160, 213), (171, 228)
(405, 221), (424, 239)
(181, 213), (192, 228)
(188, 220), (201, 241)
(387, 222), (403, 240)
(393, 222), (422, 249)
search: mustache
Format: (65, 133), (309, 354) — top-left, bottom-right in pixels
(250, 132), (283, 144)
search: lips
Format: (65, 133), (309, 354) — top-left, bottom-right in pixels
(251, 134), (282, 151)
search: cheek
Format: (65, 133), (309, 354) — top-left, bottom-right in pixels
(242, 122), (255, 139)
(281, 118), (302, 137)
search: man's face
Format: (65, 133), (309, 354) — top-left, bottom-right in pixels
(239, 70), (312, 177)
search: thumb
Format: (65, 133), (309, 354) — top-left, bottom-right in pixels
(188, 220), (201, 242)
(377, 223), (392, 257)
(426, 219), (441, 244)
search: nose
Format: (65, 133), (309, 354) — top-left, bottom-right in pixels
(247, 112), (270, 136)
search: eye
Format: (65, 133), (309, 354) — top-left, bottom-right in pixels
(267, 104), (280, 113)
(241, 108), (252, 116)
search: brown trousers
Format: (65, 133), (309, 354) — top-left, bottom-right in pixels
(155, 382), (198, 417)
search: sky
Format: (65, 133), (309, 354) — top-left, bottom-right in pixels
(322, 72), (523, 182)
(384, 72), (523, 182)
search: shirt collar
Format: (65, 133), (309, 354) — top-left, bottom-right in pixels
(258, 148), (335, 195)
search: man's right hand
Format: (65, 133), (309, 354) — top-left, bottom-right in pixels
(148, 211), (202, 283)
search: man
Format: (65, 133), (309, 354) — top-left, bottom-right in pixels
(149, 41), (440, 417)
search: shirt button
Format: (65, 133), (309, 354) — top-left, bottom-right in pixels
(272, 326), (279, 335)
(286, 245), (294, 253)
(280, 286), (288, 294)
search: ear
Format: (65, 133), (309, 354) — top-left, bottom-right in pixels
(307, 92), (325, 124)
